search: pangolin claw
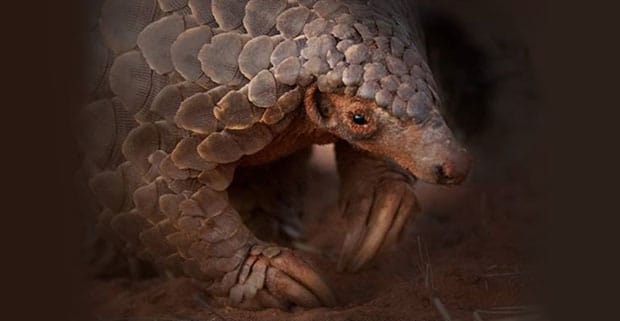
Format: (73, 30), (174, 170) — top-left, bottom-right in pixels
(229, 244), (336, 309)
(338, 179), (419, 272)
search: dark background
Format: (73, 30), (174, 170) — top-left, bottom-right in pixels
(1, 0), (617, 320)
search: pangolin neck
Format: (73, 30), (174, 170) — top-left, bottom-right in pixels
(238, 109), (338, 167)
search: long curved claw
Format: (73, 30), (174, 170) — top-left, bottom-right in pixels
(265, 267), (321, 308)
(270, 250), (337, 306)
(348, 182), (403, 271)
(228, 245), (336, 309)
(338, 180), (419, 272)
(383, 189), (417, 249)
(255, 288), (287, 310)
(336, 195), (373, 272)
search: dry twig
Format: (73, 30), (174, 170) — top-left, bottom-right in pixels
(473, 305), (545, 321)
(416, 236), (454, 321)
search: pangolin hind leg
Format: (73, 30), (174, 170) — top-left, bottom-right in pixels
(90, 149), (335, 310)
(223, 148), (340, 309)
(335, 141), (421, 272)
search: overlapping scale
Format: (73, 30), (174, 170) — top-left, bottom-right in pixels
(244, 0), (287, 37)
(198, 32), (248, 86)
(109, 51), (168, 114)
(138, 14), (195, 75)
(100, 0), (160, 53)
(239, 36), (274, 79)
(212, 0), (248, 31)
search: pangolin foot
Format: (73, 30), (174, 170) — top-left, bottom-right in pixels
(338, 179), (419, 272)
(227, 244), (337, 310)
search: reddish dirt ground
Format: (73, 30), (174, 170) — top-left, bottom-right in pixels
(88, 145), (545, 321)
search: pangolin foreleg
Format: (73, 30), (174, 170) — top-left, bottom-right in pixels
(335, 141), (420, 272)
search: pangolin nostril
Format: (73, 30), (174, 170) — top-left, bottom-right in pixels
(433, 164), (446, 179)
(433, 164), (457, 184)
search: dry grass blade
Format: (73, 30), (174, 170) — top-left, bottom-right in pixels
(473, 305), (546, 321)
(431, 295), (454, 321)
(98, 317), (208, 321)
(476, 315), (545, 321)
(492, 316), (545, 321)
(425, 263), (431, 289)
(483, 271), (530, 278)
(475, 309), (540, 315)
(417, 236), (454, 321)
(490, 305), (541, 312)
(428, 262), (435, 290)
(424, 241), (431, 264)
(416, 235), (425, 275)
(473, 310), (486, 321)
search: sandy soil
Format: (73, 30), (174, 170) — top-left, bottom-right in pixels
(89, 145), (544, 321)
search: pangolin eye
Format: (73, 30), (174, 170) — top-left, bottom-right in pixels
(352, 114), (368, 125)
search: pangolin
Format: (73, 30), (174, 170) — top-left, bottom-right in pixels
(78, 0), (472, 310)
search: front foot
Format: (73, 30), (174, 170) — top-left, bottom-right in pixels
(336, 142), (420, 272)
(338, 179), (419, 272)
(228, 244), (336, 310)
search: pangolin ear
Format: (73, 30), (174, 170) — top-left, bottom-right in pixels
(304, 84), (336, 128)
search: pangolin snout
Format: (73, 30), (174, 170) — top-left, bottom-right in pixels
(432, 147), (472, 185)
